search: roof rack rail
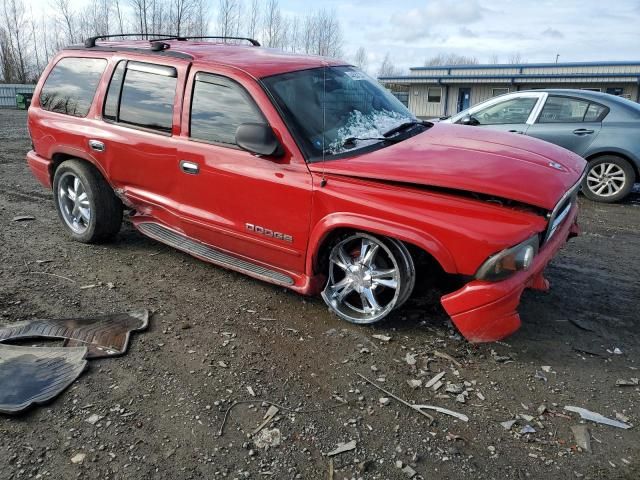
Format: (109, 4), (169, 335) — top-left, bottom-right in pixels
(84, 34), (177, 48)
(151, 36), (261, 46)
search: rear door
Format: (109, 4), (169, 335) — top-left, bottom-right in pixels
(525, 95), (605, 155)
(97, 57), (187, 226)
(173, 66), (313, 275)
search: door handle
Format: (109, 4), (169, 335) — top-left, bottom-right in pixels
(573, 128), (594, 135)
(180, 160), (199, 175)
(88, 139), (105, 152)
(508, 130), (524, 134)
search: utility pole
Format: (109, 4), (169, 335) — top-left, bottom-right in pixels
(555, 54), (560, 63)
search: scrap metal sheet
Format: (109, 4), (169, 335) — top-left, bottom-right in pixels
(0, 310), (149, 358)
(0, 344), (88, 414)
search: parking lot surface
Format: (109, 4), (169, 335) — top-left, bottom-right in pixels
(1, 109), (638, 479)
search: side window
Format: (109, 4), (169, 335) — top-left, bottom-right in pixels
(103, 61), (126, 121)
(539, 96), (590, 123)
(115, 62), (177, 133)
(472, 97), (538, 125)
(584, 103), (608, 122)
(40, 57), (107, 117)
(190, 73), (264, 146)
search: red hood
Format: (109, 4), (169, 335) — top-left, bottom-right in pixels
(310, 123), (586, 210)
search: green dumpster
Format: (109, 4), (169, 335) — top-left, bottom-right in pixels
(16, 93), (33, 110)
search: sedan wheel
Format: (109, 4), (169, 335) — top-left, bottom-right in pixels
(582, 156), (635, 203)
(322, 233), (415, 324)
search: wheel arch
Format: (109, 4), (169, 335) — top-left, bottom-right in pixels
(585, 150), (639, 181)
(307, 213), (458, 278)
(49, 148), (109, 186)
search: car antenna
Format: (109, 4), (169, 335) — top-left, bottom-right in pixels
(320, 62), (328, 188)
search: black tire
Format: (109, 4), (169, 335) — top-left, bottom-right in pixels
(582, 155), (636, 203)
(53, 159), (122, 243)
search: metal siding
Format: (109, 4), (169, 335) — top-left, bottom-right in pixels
(0, 84), (35, 108)
(409, 85), (444, 117)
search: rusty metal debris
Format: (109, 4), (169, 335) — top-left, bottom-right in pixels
(0, 310), (149, 358)
(0, 344), (88, 414)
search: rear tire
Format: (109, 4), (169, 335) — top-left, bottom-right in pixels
(582, 156), (635, 203)
(53, 159), (122, 243)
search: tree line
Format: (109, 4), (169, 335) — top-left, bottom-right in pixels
(0, 0), (345, 83)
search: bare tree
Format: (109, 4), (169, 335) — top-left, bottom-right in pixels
(2, 0), (27, 82)
(247, 0), (260, 40)
(489, 54), (500, 64)
(507, 52), (524, 64)
(53, 0), (77, 44)
(378, 52), (403, 77)
(128, 0), (150, 38)
(218, 0), (242, 39)
(424, 53), (478, 66)
(353, 46), (368, 72)
(263, 0), (283, 48)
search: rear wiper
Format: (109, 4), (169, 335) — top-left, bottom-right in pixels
(382, 120), (431, 138)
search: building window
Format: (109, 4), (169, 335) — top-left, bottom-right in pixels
(40, 57), (107, 117)
(581, 88), (601, 92)
(427, 87), (441, 103)
(492, 88), (509, 97)
(190, 73), (264, 146)
(606, 87), (624, 96)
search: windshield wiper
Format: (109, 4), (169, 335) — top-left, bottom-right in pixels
(381, 120), (430, 138)
(342, 135), (398, 150)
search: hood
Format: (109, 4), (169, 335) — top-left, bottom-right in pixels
(310, 123), (586, 210)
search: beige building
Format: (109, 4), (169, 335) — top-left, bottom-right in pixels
(379, 61), (640, 119)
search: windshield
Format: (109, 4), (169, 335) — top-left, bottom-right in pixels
(262, 66), (418, 161)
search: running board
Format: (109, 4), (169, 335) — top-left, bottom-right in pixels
(137, 222), (294, 286)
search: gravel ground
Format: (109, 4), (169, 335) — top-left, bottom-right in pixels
(0, 108), (639, 480)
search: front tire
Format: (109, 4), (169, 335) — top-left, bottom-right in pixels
(321, 233), (415, 324)
(53, 159), (122, 243)
(582, 156), (635, 203)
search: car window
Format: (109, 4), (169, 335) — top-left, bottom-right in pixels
(40, 57), (107, 117)
(472, 97), (538, 125)
(584, 103), (608, 122)
(117, 62), (177, 133)
(538, 96), (591, 123)
(190, 73), (264, 146)
(103, 61), (126, 121)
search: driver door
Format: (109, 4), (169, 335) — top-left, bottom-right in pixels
(461, 93), (545, 134)
(173, 68), (313, 275)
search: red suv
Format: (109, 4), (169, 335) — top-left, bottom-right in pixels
(26, 36), (586, 342)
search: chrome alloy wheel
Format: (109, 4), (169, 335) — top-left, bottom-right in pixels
(57, 172), (91, 234)
(586, 162), (627, 198)
(322, 233), (414, 324)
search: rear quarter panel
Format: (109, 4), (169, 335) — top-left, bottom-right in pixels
(586, 121), (640, 169)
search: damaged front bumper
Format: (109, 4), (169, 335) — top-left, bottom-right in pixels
(441, 204), (580, 343)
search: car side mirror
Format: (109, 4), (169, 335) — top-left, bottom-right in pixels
(236, 123), (284, 157)
(460, 115), (480, 126)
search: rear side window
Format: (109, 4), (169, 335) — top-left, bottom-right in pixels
(538, 96), (608, 123)
(40, 57), (107, 117)
(190, 73), (263, 145)
(104, 61), (177, 133)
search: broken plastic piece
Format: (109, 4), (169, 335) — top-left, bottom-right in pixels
(564, 406), (632, 429)
(0, 310), (149, 358)
(327, 440), (356, 457)
(0, 344), (88, 414)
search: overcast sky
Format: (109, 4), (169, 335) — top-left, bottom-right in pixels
(31, 0), (640, 72)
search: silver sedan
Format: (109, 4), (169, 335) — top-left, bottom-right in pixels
(445, 89), (640, 202)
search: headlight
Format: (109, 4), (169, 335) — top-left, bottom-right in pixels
(475, 234), (540, 281)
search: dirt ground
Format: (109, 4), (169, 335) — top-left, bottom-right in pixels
(0, 108), (639, 480)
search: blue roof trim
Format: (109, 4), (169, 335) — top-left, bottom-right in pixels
(379, 72), (640, 81)
(410, 60), (640, 71)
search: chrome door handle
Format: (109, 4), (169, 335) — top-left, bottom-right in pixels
(508, 129), (524, 134)
(573, 128), (594, 135)
(180, 160), (199, 175)
(88, 139), (105, 152)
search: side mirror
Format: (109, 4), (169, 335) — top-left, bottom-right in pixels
(460, 115), (480, 126)
(236, 123), (284, 157)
